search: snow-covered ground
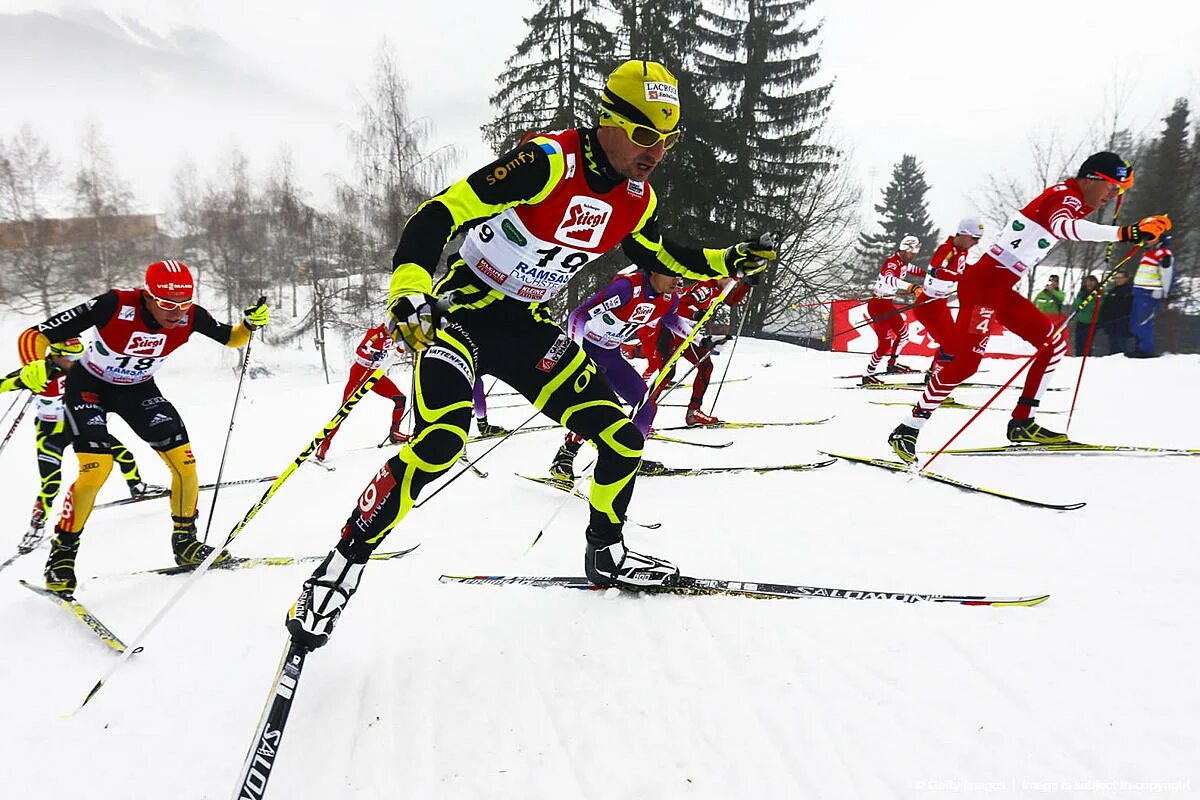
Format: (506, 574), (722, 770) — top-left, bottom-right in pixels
(1, 335), (1197, 799)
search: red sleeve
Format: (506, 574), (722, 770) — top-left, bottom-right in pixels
(725, 281), (751, 305)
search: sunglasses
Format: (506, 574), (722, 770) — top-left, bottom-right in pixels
(1088, 169), (1134, 193)
(601, 111), (681, 151)
(146, 290), (194, 311)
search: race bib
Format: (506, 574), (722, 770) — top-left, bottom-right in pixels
(461, 208), (594, 302)
(987, 213), (1057, 276)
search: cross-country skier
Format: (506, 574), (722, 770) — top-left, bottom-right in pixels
(862, 235), (922, 384)
(16, 260), (270, 593)
(315, 323), (408, 464)
(887, 152), (1170, 462)
(548, 264), (686, 486)
(912, 218), (983, 378)
(26, 338), (161, 537)
(638, 275), (751, 426)
(286, 59), (775, 649)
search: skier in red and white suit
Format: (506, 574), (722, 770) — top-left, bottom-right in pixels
(862, 235), (922, 383)
(638, 276), (750, 425)
(315, 324), (407, 462)
(912, 217), (984, 371)
(887, 152), (1171, 462)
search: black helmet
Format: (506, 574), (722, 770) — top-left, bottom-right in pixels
(1077, 152), (1133, 189)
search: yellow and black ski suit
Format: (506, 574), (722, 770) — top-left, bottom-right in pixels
(338, 127), (734, 559)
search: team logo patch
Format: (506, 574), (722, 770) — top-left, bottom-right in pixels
(118, 305), (136, 321)
(148, 413), (172, 427)
(127, 332), (167, 356)
(424, 346), (474, 383)
(537, 334), (571, 373)
(627, 180), (645, 198)
(628, 302), (657, 324)
(82, 392), (99, 403)
(555, 197), (613, 248)
(644, 81), (679, 106)
(518, 285), (547, 300)
(473, 257), (509, 286)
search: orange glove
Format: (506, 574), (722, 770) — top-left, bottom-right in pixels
(1120, 215), (1172, 243)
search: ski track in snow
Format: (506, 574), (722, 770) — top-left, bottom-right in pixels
(1, 331), (1198, 799)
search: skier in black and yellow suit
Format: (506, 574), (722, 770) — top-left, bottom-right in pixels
(287, 59), (776, 649)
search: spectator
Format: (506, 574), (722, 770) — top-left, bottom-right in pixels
(1098, 270), (1133, 355)
(1130, 234), (1174, 357)
(1070, 275), (1102, 356)
(1034, 274), (1066, 315)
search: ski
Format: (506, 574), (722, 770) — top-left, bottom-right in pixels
(18, 579), (137, 654)
(849, 383), (1066, 392)
(937, 442), (1200, 456)
(458, 452), (488, 478)
(822, 452), (1085, 511)
(126, 544), (421, 577)
(233, 638), (309, 799)
(642, 459), (837, 478)
(92, 475), (279, 510)
(648, 433), (733, 449)
(0, 525), (49, 575)
(657, 417), (833, 431)
(439, 574), (1048, 607)
(494, 376), (750, 396)
(466, 423), (558, 443)
(516, 475), (662, 530)
(869, 400), (1065, 414)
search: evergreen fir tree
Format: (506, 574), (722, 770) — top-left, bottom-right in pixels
(482, 0), (615, 155)
(854, 154), (939, 290)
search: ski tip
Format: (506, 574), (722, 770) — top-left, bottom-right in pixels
(973, 594), (1050, 607)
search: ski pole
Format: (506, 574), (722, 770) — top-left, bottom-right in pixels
(0, 392), (34, 461)
(76, 367), (387, 712)
(921, 245), (1142, 473)
(0, 390), (23, 428)
(413, 407), (544, 509)
(201, 304), (261, 546)
(707, 298), (751, 417)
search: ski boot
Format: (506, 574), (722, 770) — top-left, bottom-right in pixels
(637, 458), (668, 476)
(1006, 418), (1070, 445)
(685, 406), (721, 427)
(861, 373), (885, 386)
(29, 500), (47, 532)
(170, 515), (232, 567)
(476, 417), (509, 438)
(585, 538), (679, 589)
(44, 529), (81, 595)
(286, 543), (366, 650)
(549, 437), (583, 488)
(127, 480), (166, 500)
(888, 423), (920, 464)
(886, 361), (919, 374)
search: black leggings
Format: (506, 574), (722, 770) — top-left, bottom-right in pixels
(63, 365), (189, 454)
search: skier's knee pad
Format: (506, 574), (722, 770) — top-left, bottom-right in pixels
(58, 452), (115, 533)
(159, 444), (199, 518)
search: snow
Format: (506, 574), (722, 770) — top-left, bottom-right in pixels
(1, 336), (1197, 799)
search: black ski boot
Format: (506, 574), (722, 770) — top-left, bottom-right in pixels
(127, 480), (166, 499)
(888, 423), (920, 464)
(171, 515), (232, 567)
(44, 529), (81, 595)
(637, 458), (668, 476)
(549, 437), (583, 488)
(585, 537), (679, 589)
(476, 417), (509, 437)
(861, 373), (884, 386)
(286, 543), (367, 650)
(886, 361), (919, 374)
(1006, 418), (1070, 445)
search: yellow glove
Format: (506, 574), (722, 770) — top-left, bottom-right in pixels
(18, 359), (51, 392)
(243, 296), (270, 329)
(724, 234), (777, 278)
(387, 264), (438, 351)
